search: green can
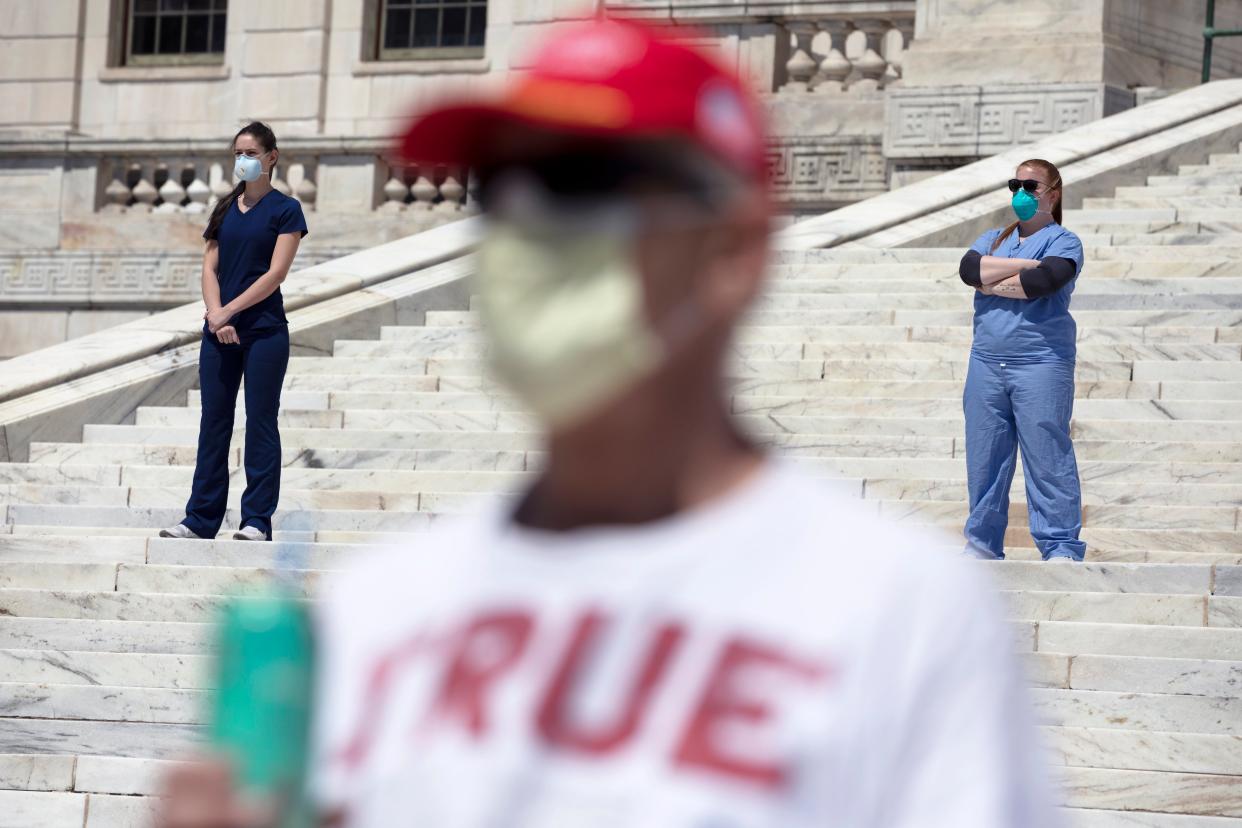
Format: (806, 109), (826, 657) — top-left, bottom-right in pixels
(209, 586), (316, 827)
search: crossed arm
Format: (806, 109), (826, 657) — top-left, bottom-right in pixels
(958, 251), (1076, 300)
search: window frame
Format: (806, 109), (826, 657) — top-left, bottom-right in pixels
(122, 0), (228, 68)
(373, 0), (487, 62)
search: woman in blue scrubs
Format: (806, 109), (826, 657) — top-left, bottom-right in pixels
(958, 158), (1086, 562)
(160, 122), (308, 541)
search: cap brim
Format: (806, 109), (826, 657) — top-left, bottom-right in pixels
(400, 78), (638, 167)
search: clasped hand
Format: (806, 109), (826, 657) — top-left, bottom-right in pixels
(205, 306), (234, 334)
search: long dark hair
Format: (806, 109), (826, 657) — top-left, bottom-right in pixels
(205, 121), (277, 241)
(991, 158), (1063, 253)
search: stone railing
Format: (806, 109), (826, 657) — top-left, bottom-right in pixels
(778, 13), (914, 94)
(379, 163), (473, 212)
(0, 135), (479, 252)
(99, 154), (321, 213)
(0, 135), (476, 217)
(607, 0), (915, 94)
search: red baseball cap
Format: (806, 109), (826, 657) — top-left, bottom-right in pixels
(399, 17), (768, 184)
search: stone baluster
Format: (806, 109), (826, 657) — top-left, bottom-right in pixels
(438, 170), (466, 211)
(410, 167), (439, 209)
(292, 159), (318, 210)
(780, 22), (819, 93)
(156, 159), (188, 213)
(380, 163), (411, 211)
(129, 161), (159, 213)
(271, 157), (293, 197)
(884, 18), (914, 84)
(815, 19), (853, 94)
(185, 160), (211, 213)
(851, 18), (890, 92)
(101, 158), (132, 212)
(209, 161), (234, 207)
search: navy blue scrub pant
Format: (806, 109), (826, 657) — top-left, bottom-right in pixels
(963, 356), (1087, 561)
(182, 326), (289, 540)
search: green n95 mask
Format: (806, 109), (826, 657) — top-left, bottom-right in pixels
(476, 219), (665, 431)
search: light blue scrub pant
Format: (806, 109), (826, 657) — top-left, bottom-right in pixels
(963, 356), (1086, 561)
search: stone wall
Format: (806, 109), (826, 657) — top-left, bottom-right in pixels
(883, 0), (1242, 178)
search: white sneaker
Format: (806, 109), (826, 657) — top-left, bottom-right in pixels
(1048, 555), (1079, 563)
(233, 525), (267, 541)
(158, 524), (199, 540)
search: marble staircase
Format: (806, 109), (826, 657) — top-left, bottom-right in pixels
(4, 153), (1242, 825)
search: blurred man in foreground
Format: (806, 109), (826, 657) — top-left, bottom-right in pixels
(160, 17), (1062, 828)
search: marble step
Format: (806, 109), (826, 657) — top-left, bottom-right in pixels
(0, 682), (201, 725)
(1060, 765), (1242, 819)
(0, 535), (147, 565)
(30, 437), (1242, 469)
(0, 718), (198, 760)
(82, 424), (548, 450)
(1116, 183), (1242, 196)
(4, 504), (434, 533)
(1034, 687), (1242, 737)
(1082, 196), (1242, 209)
(76, 414), (1242, 445)
(169, 389), (1242, 422)
(1033, 622), (1242, 662)
(765, 259), (1242, 279)
(0, 618), (210, 655)
(1062, 654), (1242, 698)
(332, 339), (1242, 363)
(868, 478), (1242, 508)
(107, 459), (1242, 491)
(883, 500), (1239, 531)
(0, 648), (208, 689)
(9, 456), (1241, 496)
(0, 579), (1220, 629)
(0, 589), (225, 623)
(739, 315), (1242, 337)
(183, 378), (1236, 412)
(733, 395), (1242, 422)
(133, 405), (347, 429)
(27, 442), (539, 471)
(4, 559), (1238, 610)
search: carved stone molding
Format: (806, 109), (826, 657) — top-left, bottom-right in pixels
(0, 251), (355, 306)
(767, 136), (888, 209)
(883, 83), (1136, 160)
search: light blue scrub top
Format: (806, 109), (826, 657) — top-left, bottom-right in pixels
(967, 222), (1084, 364)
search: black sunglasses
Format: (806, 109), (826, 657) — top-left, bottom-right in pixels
(1008, 178), (1044, 194)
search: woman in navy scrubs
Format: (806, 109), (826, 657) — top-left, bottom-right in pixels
(957, 158), (1086, 563)
(161, 121), (308, 541)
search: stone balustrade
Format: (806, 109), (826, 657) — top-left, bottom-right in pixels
(99, 154), (321, 214)
(379, 163), (474, 213)
(778, 12), (914, 95)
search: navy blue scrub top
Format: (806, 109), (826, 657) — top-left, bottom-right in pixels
(967, 222), (1084, 365)
(204, 189), (308, 340)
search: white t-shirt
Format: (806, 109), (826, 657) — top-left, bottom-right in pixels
(310, 462), (1063, 827)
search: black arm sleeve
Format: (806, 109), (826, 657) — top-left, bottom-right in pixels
(1018, 256), (1077, 298)
(959, 250), (983, 287)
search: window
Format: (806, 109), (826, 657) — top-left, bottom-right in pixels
(378, 0), (486, 60)
(125, 0), (227, 66)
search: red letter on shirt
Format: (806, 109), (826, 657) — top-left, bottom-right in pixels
(673, 638), (828, 789)
(426, 609), (534, 738)
(537, 610), (685, 755)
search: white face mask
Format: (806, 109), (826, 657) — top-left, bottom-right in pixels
(476, 217), (665, 431)
(234, 152), (267, 182)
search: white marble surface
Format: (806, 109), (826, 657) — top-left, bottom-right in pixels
(778, 81), (1242, 250)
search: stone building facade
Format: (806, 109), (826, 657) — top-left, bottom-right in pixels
(1, 0), (1240, 355)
